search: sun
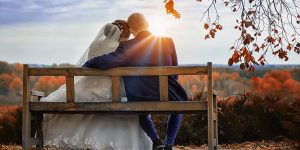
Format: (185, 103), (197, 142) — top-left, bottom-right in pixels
(148, 16), (171, 36)
(149, 23), (166, 36)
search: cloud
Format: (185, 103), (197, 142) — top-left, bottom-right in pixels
(0, 0), (181, 25)
(0, 0), (299, 65)
(0, 0), (113, 24)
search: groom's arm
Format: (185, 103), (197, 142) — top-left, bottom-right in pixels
(82, 44), (127, 69)
(169, 39), (178, 67)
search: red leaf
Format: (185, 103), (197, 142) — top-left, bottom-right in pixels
(240, 63), (245, 70)
(245, 53), (251, 62)
(250, 66), (255, 72)
(216, 25), (223, 30)
(204, 34), (210, 40)
(258, 55), (264, 61)
(228, 58), (233, 66)
(287, 44), (292, 50)
(204, 23), (209, 30)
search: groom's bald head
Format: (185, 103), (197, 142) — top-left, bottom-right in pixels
(127, 13), (149, 37)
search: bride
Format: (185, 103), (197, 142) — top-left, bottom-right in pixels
(41, 20), (152, 150)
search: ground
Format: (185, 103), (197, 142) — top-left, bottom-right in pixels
(1, 139), (299, 150)
(174, 139), (299, 150)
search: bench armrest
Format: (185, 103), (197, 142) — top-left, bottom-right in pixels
(30, 91), (45, 97)
(30, 91), (45, 102)
(212, 90), (218, 96)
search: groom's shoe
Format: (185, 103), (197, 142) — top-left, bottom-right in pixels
(164, 145), (173, 150)
(153, 138), (164, 150)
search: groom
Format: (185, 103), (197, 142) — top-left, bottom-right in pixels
(83, 13), (187, 150)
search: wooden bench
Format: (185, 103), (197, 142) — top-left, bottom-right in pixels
(22, 62), (218, 150)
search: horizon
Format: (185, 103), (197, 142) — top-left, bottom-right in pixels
(0, 0), (299, 65)
(2, 60), (300, 68)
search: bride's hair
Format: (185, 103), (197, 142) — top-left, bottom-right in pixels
(112, 20), (130, 39)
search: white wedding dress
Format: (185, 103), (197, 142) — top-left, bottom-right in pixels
(41, 23), (152, 150)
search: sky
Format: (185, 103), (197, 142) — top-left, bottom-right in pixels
(0, 0), (299, 65)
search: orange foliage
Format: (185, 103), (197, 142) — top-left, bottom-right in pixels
(178, 71), (243, 97)
(33, 76), (65, 93)
(251, 70), (300, 99)
(13, 63), (23, 76)
(0, 73), (22, 94)
(0, 73), (15, 94)
(0, 73), (14, 84)
(9, 77), (22, 91)
(0, 105), (19, 118)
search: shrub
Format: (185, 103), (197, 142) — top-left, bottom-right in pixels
(0, 93), (299, 145)
(0, 105), (22, 144)
(152, 92), (300, 145)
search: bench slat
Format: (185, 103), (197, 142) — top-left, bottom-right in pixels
(30, 101), (208, 114)
(159, 76), (168, 101)
(112, 76), (121, 102)
(28, 66), (207, 76)
(66, 76), (75, 103)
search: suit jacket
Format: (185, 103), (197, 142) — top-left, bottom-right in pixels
(83, 31), (187, 102)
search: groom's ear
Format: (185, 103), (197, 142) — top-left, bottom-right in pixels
(129, 27), (133, 34)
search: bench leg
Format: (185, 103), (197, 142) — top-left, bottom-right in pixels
(208, 94), (218, 150)
(22, 64), (32, 150)
(213, 94), (218, 149)
(22, 101), (31, 150)
(31, 113), (44, 148)
(36, 113), (44, 148)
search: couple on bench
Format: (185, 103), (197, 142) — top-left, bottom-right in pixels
(42, 12), (187, 150)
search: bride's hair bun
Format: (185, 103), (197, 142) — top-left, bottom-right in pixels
(104, 24), (116, 37)
(112, 20), (130, 39)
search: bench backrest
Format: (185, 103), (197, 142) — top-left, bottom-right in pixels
(22, 62), (218, 150)
(24, 62), (212, 103)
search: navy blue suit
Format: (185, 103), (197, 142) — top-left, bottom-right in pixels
(83, 31), (187, 145)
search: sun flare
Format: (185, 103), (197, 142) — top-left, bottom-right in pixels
(148, 17), (171, 36)
(149, 23), (166, 36)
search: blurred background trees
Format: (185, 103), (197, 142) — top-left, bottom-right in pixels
(0, 60), (299, 145)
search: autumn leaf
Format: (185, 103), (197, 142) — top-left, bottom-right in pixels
(228, 58), (233, 66)
(164, 0), (181, 19)
(258, 55), (264, 61)
(216, 24), (223, 30)
(204, 34), (210, 40)
(254, 45), (260, 52)
(245, 53), (251, 62)
(240, 63), (245, 70)
(204, 23), (209, 30)
(250, 65), (255, 72)
(287, 44), (292, 50)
